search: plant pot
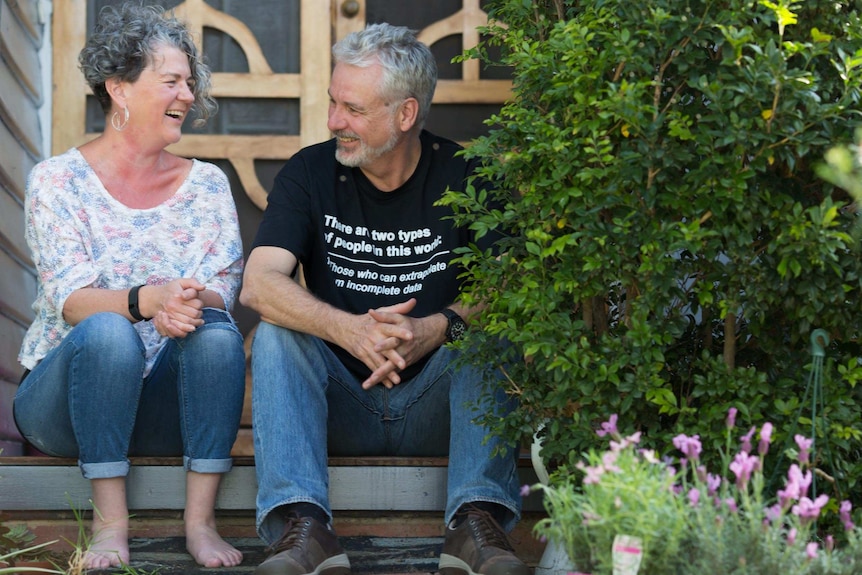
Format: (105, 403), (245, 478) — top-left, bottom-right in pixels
(534, 539), (575, 575)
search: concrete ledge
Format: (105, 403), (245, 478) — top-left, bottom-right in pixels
(0, 456), (544, 512)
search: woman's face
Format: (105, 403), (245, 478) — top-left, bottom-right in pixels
(121, 44), (195, 147)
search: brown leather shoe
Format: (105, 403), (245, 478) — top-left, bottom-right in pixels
(439, 506), (531, 575)
(255, 513), (351, 575)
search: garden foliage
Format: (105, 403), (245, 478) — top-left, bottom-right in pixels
(443, 0), (862, 508)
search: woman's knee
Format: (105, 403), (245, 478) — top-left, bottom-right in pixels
(74, 312), (142, 353)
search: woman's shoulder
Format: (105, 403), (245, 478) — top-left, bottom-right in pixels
(32, 148), (85, 173)
(27, 149), (90, 191)
(189, 157), (228, 181)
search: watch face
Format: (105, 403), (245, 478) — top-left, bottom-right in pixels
(447, 315), (467, 341)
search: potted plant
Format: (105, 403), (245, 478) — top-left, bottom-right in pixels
(526, 412), (862, 574)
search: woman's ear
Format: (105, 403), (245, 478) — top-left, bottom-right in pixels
(397, 97), (420, 132)
(105, 77), (127, 108)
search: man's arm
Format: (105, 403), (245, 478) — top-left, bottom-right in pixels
(240, 246), (345, 340)
(240, 246), (414, 387)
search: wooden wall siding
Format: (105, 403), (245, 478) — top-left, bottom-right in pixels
(0, 0), (44, 455)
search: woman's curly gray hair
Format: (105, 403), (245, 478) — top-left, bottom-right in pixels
(78, 2), (217, 127)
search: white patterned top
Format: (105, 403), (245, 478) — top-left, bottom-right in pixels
(19, 148), (244, 375)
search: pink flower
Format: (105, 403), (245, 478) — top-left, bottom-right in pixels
(794, 435), (813, 465)
(602, 451), (622, 473)
(639, 449), (659, 464)
(723, 498), (738, 513)
(826, 535), (835, 553)
(792, 494), (830, 523)
(787, 527), (797, 545)
(806, 542), (818, 559)
(740, 426), (756, 453)
(579, 463), (605, 485)
(706, 473), (722, 496)
(726, 407), (738, 429)
(673, 434), (702, 461)
(688, 487), (700, 507)
(520, 484), (532, 497)
(596, 414), (619, 438)
(778, 464), (812, 507)
(758, 422), (773, 455)
(765, 504), (782, 524)
(729, 452), (759, 489)
(840, 500), (855, 531)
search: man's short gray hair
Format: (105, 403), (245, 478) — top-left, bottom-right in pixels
(333, 22), (437, 128)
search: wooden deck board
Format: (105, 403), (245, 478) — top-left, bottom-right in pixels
(0, 456), (544, 512)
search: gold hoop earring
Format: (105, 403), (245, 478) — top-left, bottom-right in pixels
(111, 107), (129, 131)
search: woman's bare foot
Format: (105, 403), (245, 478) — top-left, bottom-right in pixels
(85, 478), (130, 569)
(83, 523), (129, 569)
(186, 522), (243, 567)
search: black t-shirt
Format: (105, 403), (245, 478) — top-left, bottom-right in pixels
(252, 130), (494, 380)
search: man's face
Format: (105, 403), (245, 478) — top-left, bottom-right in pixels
(327, 62), (403, 168)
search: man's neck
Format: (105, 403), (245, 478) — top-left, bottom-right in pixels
(360, 133), (423, 192)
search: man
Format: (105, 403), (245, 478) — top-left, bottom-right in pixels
(240, 22), (528, 575)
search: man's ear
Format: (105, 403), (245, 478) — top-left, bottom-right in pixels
(398, 97), (420, 132)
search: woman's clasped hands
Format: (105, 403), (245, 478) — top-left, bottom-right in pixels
(149, 278), (208, 338)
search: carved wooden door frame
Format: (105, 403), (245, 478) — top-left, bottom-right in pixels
(52, 0), (331, 211)
(52, 0), (510, 213)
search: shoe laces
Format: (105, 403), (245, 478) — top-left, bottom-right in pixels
(463, 508), (515, 552)
(269, 514), (313, 554)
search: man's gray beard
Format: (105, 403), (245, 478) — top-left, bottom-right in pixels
(334, 130), (400, 168)
(335, 147), (362, 167)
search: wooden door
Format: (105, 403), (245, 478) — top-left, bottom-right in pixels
(52, 0), (510, 454)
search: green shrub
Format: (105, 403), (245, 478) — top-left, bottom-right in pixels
(444, 0), (862, 513)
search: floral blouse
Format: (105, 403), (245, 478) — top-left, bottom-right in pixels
(19, 148), (244, 375)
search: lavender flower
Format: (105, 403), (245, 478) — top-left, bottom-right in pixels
(729, 451), (759, 489)
(764, 504), (782, 524)
(688, 487), (701, 507)
(840, 500), (855, 531)
(778, 464), (812, 507)
(758, 422), (773, 456)
(788, 527), (798, 545)
(792, 494), (830, 524)
(726, 407), (738, 429)
(706, 473), (722, 497)
(794, 434), (813, 465)
(596, 414), (619, 438)
(740, 426), (756, 454)
(673, 433), (703, 461)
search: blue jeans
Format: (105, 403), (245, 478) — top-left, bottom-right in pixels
(251, 321), (522, 544)
(14, 308), (245, 479)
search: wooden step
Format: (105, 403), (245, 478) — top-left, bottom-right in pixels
(0, 455), (544, 513)
(0, 513), (548, 575)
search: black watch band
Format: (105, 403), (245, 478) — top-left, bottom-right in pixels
(439, 308), (467, 342)
(128, 284), (148, 321)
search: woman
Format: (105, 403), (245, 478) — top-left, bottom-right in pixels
(13, 3), (245, 569)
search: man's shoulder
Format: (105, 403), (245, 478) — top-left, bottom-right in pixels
(422, 130), (464, 156)
(292, 138), (338, 164)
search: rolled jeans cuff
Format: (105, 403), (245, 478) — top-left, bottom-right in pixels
(184, 455), (233, 474)
(79, 459), (130, 480)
